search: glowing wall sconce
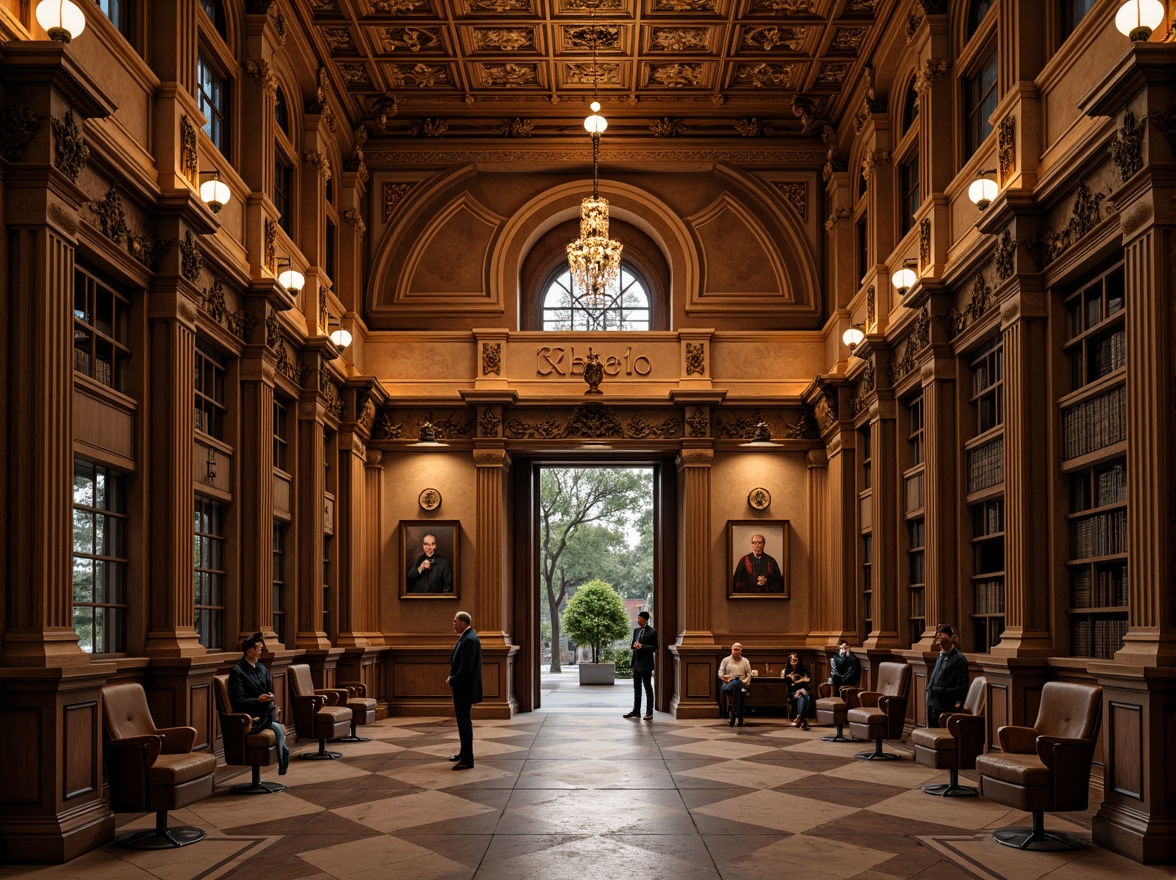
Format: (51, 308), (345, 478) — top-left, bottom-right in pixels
(275, 257), (304, 295)
(842, 323), (865, 356)
(36, 0), (86, 43)
(1115, 0), (1166, 41)
(967, 169), (998, 210)
(891, 259), (918, 296)
(328, 316), (352, 349)
(199, 171), (231, 214)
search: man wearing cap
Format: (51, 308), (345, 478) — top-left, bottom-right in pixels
(624, 611), (657, 720)
(925, 624), (968, 728)
(229, 633), (290, 775)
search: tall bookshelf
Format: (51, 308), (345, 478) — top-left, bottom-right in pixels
(903, 396), (925, 645)
(966, 338), (1005, 653)
(859, 423), (873, 638)
(1061, 264), (1127, 659)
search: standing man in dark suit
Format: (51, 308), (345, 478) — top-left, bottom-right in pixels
(926, 624), (968, 728)
(624, 610), (657, 721)
(447, 610), (482, 770)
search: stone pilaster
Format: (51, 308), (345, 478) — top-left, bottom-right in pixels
(295, 396), (329, 650)
(918, 354), (958, 645)
(238, 354), (277, 643)
(863, 399), (899, 650)
(473, 447), (519, 718)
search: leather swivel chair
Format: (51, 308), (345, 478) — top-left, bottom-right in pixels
(212, 674), (285, 794)
(816, 682), (863, 743)
(975, 681), (1103, 850)
(912, 676), (987, 796)
(322, 680), (378, 742)
(101, 682), (219, 849)
(288, 664), (353, 759)
(846, 661), (911, 760)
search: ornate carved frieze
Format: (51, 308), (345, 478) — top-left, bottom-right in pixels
(358, 398), (376, 432)
(849, 358), (876, 417)
(824, 206), (851, 232)
(199, 275), (255, 340)
(888, 307), (929, 384)
(1108, 108), (1145, 182)
(367, 147), (826, 166)
(50, 109), (89, 182)
(685, 342), (705, 376)
(318, 289), (328, 332)
(654, 0), (716, 11)
(998, 114), (1015, 183)
(918, 218), (931, 269)
(733, 118), (770, 137)
(127, 229), (174, 271)
(714, 411), (768, 439)
(48, 202), (78, 235)
(265, 310), (280, 348)
(320, 370), (344, 420)
(773, 181), (806, 219)
(180, 115), (199, 185)
(481, 62), (538, 87)
(821, 124), (844, 183)
(905, 10), (924, 41)
(686, 407), (708, 438)
(1149, 102), (1176, 146)
(409, 118), (449, 137)
(651, 26), (709, 52)
(302, 150), (332, 180)
(369, 97), (399, 131)
(791, 96), (817, 129)
(812, 389), (838, 433)
(946, 273), (992, 340)
(271, 8), (287, 44)
(467, 0), (529, 10)
(309, 66), (330, 114)
(816, 63), (850, 86)
(1022, 179), (1106, 270)
(275, 338), (310, 386)
(482, 342), (502, 376)
(650, 63), (708, 88)
(388, 64), (448, 88)
(472, 27), (532, 52)
(995, 228), (1015, 280)
(833, 28), (869, 52)
(506, 405), (679, 440)
(373, 410), (404, 439)
(749, 0), (814, 11)
(180, 230), (203, 282)
(566, 24), (620, 51)
(0, 101), (45, 161)
(264, 218), (277, 270)
(744, 26), (804, 52)
(784, 408), (818, 439)
(866, 285), (875, 328)
(501, 117), (535, 137)
(566, 61), (622, 87)
(651, 117), (688, 137)
(90, 188), (130, 245)
(861, 149), (891, 180)
(913, 58), (951, 97)
(382, 182), (415, 221)
(478, 408), (501, 438)
(246, 58), (278, 95)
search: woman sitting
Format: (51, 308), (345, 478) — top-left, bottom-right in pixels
(781, 653), (812, 730)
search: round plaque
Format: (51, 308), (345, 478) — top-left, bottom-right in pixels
(418, 488), (442, 511)
(748, 487), (771, 510)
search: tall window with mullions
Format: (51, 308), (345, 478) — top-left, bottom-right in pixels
(542, 263), (650, 331)
(72, 461), (128, 654)
(194, 496), (226, 649)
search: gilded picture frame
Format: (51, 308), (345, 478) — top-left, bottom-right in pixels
(728, 520), (790, 599)
(400, 520), (459, 599)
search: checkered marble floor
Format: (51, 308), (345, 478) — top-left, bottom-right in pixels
(0, 710), (1166, 880)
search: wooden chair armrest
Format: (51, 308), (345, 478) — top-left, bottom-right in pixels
(856, 690), (882, 708)
(106, 734), (162, 766)
(219, 711), (251, 737)
(314, 688), (348, 705)
(840, 686), (863, 706)
(996, 724), (1038, 753)
(154, 725), (197, 754)
(817, 682), (833, 698)
(338, 681), (368, 697)
(1035, 735), (1095, 768)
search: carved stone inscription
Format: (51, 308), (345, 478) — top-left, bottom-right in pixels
(536, 346), (652, 378)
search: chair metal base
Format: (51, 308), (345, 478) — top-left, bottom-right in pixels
(230, 765), (286, 794)
(992, 813), (1088, 851)
(334, 725), (372, 743)
(300, 738), (343, 760)
(819, 724), (858, 743)
(922, 781), (978, 797)
(855, 738), (900, 761)
(116, 812), (206, 849)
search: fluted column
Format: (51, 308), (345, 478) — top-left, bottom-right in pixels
(918, 357), (958, 644)
(238, 357), (277, 642)
(364, 450), (386, 645)
(806, 449), (832, 638)
(295, 400), (329, 649)
(991, 288), (1052, 656)
(335, 432), (369, 648)
(676, 448), (713, 643)
(864, 401), (899, 650)
(473, 448), (512, 641)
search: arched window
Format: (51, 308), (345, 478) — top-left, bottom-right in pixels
(541, 263), (650, 331)
(903, 81), (919, 133)
(967, 0), (995, 38)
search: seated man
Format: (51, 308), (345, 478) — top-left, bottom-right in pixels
(719, 643), (752, 726)
(828, 640), (861, 691)
(229, 632), (290, 775)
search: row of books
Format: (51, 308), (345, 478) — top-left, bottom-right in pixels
(973, 578), (1005, 614)
(1093, 330), (1126, 379)
(1070, 509), (1127, 560)
(1095, 461), (1127, 508)
(1071, 615), (1128, 660)
(967, 436), (1004, 494)
(1062, 385), (1126, 460)
(1071, 564), (1129, 608)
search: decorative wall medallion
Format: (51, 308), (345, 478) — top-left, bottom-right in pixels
(685, 342), (705, 375)
(51, 109), (89, 183)
(1108, 108), (1145, 182)
(382, 182), (415, 221)
(748, 487), (771, 510)
(686, 407), (708, 438)
(91, 188), (129, 245)
(419, 488), (442, 511)
(180, 230), (203, 282)
(0, 101), (46, 162)
(478, 408), (501, 437)
(482, 342), (502, 375)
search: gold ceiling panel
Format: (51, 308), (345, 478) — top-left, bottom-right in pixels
(301, 0), (892, 138)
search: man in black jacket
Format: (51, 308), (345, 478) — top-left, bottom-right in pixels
(447, 611), (482, 770)
(925, 624), (968, 727)
(828, 640), (861, 691)
(624, 611), (657, 721)
(228, 632), (290, 775)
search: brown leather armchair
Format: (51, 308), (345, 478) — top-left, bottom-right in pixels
(336, 681), (378, 742)
(101, 682), (218, 849)
(288, 664), (353, 759)
(912, 675), (987, 797)
(846, 661), (911, 761)
(213, 674), (285, 794)
(815, 682), (864, 743)
(975, 681), (1103, 850)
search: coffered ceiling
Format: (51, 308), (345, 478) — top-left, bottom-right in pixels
(299, 0), (896, 140)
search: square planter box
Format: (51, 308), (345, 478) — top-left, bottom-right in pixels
(578, 662), (616, 685)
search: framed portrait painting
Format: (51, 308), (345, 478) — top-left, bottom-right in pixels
(728, 520), (790, 599)
(400, 520), (459, 599)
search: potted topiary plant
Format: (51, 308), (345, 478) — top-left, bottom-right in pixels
(562, 579), (631, 685)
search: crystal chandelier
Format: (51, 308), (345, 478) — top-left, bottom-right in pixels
(566, 14), (621, 307)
